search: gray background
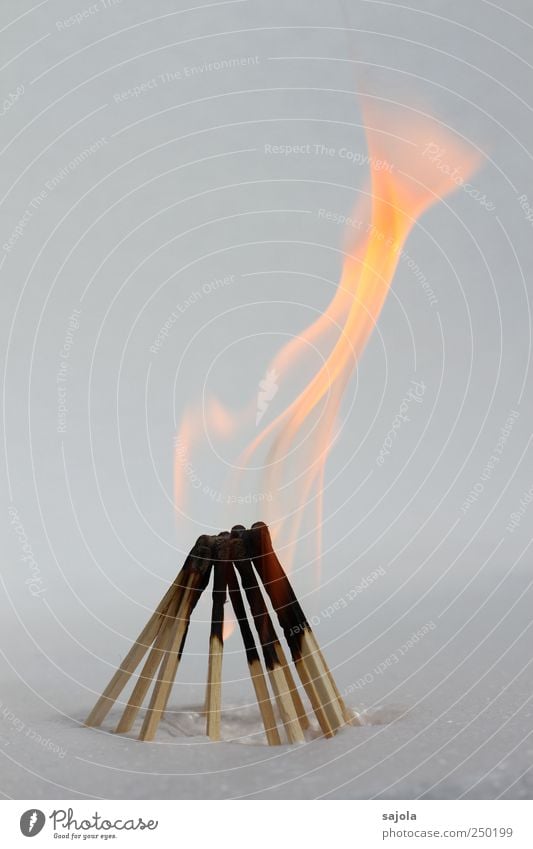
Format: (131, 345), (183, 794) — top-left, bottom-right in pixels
(1, 0), (532, 799)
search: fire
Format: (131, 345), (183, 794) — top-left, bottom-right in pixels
(173, 98), (481, 587)
(222, 616), (235, 642)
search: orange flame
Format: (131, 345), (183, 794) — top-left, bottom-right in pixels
(222, 616), (235, 642)
(173, 99), (481, 589)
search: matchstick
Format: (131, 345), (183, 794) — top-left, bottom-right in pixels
(226, 556), (281, 746)
(139, 536), (214, 742)
(302, 630), (353, 723)
(114, 588), (183, 734)
(290, 650), (333, 737)
(231, 528), (305, 744)
(231, 526), (309, 730)
(84, 567), (188, 728)
(251, 522), (347, 726)
(205, 534), (230, 741)
(138, 581), (194, 741)
(249, 522), (344, 728)
(273, 643), (310, 731)
(247, 522), (345, 733)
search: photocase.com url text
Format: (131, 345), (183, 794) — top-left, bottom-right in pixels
(382, 826), (513, 840)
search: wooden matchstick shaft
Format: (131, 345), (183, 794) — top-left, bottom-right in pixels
(272, 643), (310, 731)
(226, 561), (281, 746)
(84, 567), (188, 728)
(139, 583), (194, 741)
(139, 536), (214, 741)
(303, 630), (352, 722)
(139, 573), (210, 741)
(205, 535), (229, 741)
(291, 651), (333, 738)
(115, 590), (183, 734)
(231, 530), (305, 744)
(246, 523), (345, 732)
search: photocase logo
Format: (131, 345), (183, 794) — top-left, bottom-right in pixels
(256, 368), (279, 425)
(20, 809), (45, 837)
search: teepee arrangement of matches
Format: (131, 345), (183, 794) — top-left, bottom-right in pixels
(85, 522), (350, 744)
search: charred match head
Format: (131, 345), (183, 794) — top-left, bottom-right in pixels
(214, 531), (231, 563)
(188, 534), (216, 575)
(229, 525), (246, 558)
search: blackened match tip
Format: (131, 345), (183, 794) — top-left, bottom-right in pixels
(217, 530), (231, 541)
(191, 534), (215, 570)
(249, 522), (272, 555)
(214, 532), (231, 562)
(251, 521), (271, 546)
(195, 533), (213, 547)
(230, 534), (246, 563)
